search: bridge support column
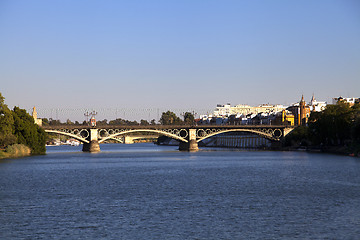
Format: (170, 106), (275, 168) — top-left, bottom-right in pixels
(179, 129), (198, 152)
(82, 129), (101, 152)
(82, 140), (100, 152)
(124, 136), (134, 144)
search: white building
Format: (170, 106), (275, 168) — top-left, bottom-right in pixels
(309, 95), (327, 112)
(213, 103), (286, 117)
(332, 97), (359, 106)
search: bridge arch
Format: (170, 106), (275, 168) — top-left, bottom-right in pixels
(196, 129), (281, 143)
(98, 129), (188, 144)
(44, 130), (89, 143)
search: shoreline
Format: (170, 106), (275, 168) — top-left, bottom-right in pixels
(0, 144), (32, 160)
(281, 145), (360, 157)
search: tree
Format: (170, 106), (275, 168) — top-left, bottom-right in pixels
(12, 106), (46, 155)
(284, 126), (310, 147)
(159, 111), (183, 125)
(0, 93), (16, 148)
(308, 103), (352, 145)
(109, 118), (126, 125)
(97, 119), (108, 126)
(150, 119), (157, 125)
(350, 103), (360, 145)
(49, 119), (62, 125)
(66, 119), (74, 125)
(42, 118), (49, 126)
(140, 119), (149, 125)
(183, 112), (195, 125)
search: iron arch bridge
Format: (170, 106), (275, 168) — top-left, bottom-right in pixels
(42, 125), (295, 152)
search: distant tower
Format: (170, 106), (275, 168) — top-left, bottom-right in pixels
(299, 95), (306, 126)
(310, 94), (316, 105)
(32, 106), (42, 126)
(32, 106), (38, 120)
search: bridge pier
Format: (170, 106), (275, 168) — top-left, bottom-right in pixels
(82, 140), (101, 152)
(82, 129), (101, 152)
(124, 136), (134, 144)
(179, 129), (198, 152)
(179, 139), (198, 152)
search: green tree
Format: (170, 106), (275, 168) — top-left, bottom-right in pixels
(183, 112), (195, 125)
(140, 119), (149, 125)
(66, 119), (74, 125)
(308, 103), (352, 145)
(350, 103), (360, 145)
(42, 118), (49, 126)
(12, 106), (46, 155)
(49, 119), (62, 125)
(97, 119), (108, 126)
(109, 118), (126, 125)
(159, 111), (183, 125)
(108, 118), (138, 125)
(0, 93), (16, 148)
(284, 126), (310, 147)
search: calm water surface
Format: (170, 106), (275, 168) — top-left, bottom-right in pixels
(1, 143), (360, 239)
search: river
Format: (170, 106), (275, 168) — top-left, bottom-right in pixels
(1, 143), (359, 239)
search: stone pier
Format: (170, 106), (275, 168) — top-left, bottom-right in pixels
(82, 129), (101, 152)
(82, 140), (100, 152)
(179, 129), (198, 152)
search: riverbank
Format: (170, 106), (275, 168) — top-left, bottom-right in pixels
(282, 145), (360, 157)
(0, 144), (31, 159)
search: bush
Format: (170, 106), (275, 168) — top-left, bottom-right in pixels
(2, 144), (31, 158)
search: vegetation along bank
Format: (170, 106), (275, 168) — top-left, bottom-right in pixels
(0, 93), (46, 159)
(284, 102), (360, 156)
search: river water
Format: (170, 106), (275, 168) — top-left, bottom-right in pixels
(1, 143), (360, 239)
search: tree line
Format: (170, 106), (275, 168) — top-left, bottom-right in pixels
(285, 102), (360, 155)
(42, 111), (195, 126)
(0, 93), (46, 155)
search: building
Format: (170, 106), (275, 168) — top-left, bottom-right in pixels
(280, 110), (295, 126)
(32, 107), (42, 126)
(332, 97), (359, 106)
(286, 95), (311, 126)
(202, 95), (327, 126)
(309, 95), (327, 112)
(213, 103), (286, 117)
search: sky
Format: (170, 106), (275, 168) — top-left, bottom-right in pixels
(1, 0), (359, 121)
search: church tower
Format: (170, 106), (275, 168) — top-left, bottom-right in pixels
(299, 95), (307, 126)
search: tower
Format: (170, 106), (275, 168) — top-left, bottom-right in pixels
(32, 106), (37, 120)
(32, 106), (42, 126)
(299, 95), (307, 126)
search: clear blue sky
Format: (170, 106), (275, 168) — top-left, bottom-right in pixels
(1, 0), (359, 120)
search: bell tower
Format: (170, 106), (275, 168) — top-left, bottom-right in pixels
(299, 95), (306, 126)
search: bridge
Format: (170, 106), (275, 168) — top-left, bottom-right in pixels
(42, 125), (295, 152)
